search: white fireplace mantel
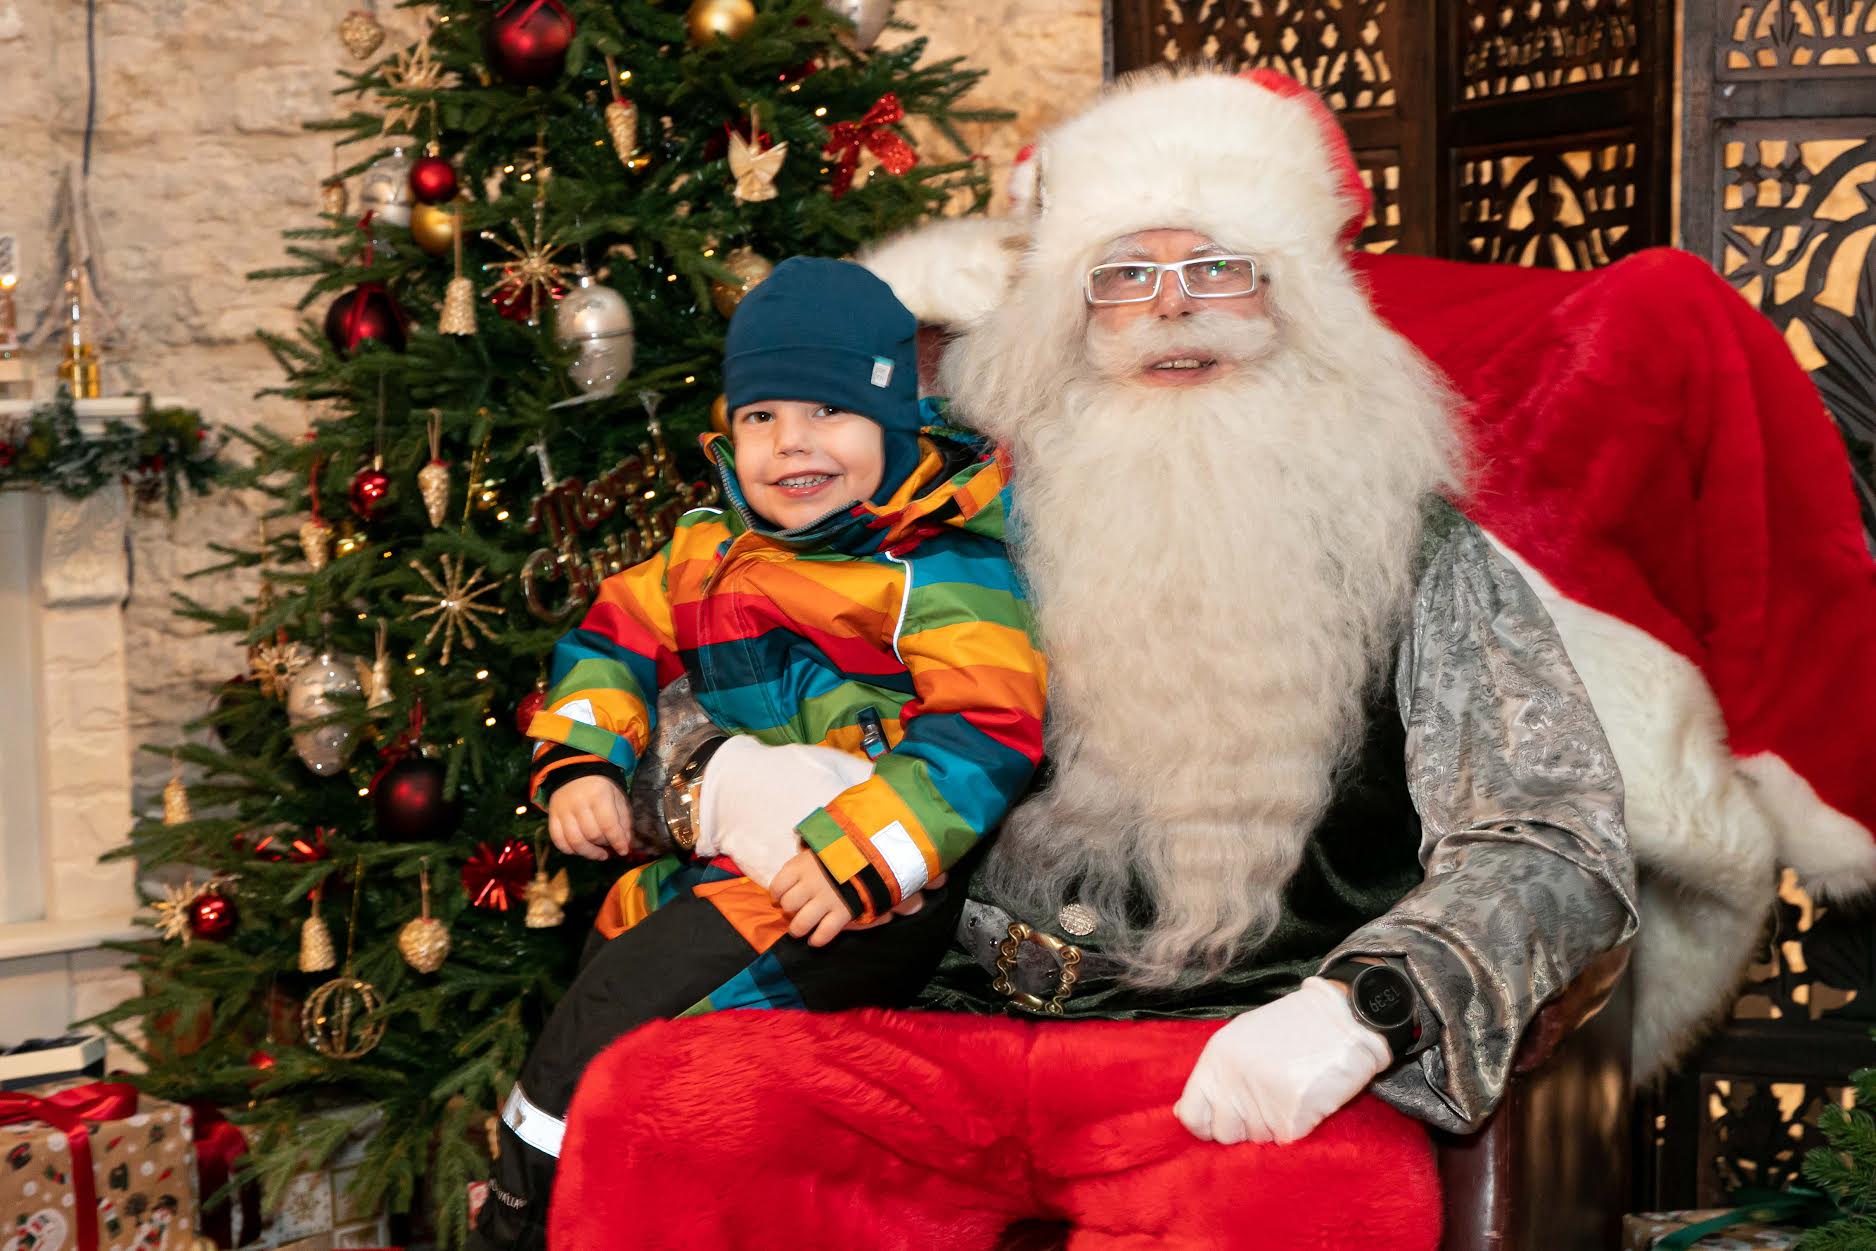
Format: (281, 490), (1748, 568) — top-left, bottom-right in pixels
(0, 396), (185, 1048)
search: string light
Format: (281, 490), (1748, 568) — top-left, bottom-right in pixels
(484, 717), (497, 727)
(357, 787), (370, 797)
(413, 666), (427, 676)
(495, 509), (511, 521)
(813, 107), (827, 117)
(475, 669), (489, 680)
(514, 805), (528, 816)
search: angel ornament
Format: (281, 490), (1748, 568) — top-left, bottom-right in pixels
(728, 107), (787, 203)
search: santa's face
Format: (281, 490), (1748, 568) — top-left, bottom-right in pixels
(1085, 229), (1272, 388)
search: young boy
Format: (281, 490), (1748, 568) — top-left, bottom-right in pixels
(471, 258), (1047, 1251)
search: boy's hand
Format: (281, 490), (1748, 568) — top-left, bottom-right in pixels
(769, 849), (855, 947)
(548, 775), (632, 861)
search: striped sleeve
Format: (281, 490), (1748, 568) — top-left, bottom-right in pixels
(526, 534), (688, 807)
(795, 540), (1047, 920)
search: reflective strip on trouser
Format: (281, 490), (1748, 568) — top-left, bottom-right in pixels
(503, 1085), (566, 1159)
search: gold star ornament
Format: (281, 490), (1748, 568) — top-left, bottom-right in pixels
(403, 553), (501, 665)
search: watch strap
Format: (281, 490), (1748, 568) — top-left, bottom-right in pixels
(1321, 957), (1421, 1064)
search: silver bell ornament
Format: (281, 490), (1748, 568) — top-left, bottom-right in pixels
(554, 271), (635, 399)
(285, 651), (365, 776)
(358, 147), (414, 229)
(826, 0), (891, 48)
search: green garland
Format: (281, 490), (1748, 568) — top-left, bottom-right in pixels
(0, 389), (224, 514)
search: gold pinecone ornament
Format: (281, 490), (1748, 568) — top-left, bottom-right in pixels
(322, 180), (349, 216)
(338, 9), (385, 59)
(299, 517), (334, 570)
(300, 893), (337, 973)
(162, 764), (191, 826)
(419, 412), (450, 526)
(398, 862), (451, 973)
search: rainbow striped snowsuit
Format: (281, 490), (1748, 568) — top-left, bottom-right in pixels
(526, 417), (1047, 1014)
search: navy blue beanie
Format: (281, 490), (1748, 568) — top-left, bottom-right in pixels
(723, 257), (922, 506)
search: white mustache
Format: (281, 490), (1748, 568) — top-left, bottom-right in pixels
(1084, 310), (1280, 381)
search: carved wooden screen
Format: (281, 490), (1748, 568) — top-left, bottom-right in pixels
(1106, 1), (1674, 268)
(1633, 2), (1876, 1209)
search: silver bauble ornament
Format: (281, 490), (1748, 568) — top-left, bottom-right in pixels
(826, 0), (891, 48)
(285, 651), (364, 776)
(359, 148), (415, 229)
(555, 272), (635, 398)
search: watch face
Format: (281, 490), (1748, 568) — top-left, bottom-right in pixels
(1353, 967), (1415, 1030)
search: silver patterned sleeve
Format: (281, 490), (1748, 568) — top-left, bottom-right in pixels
(1322, 518), (1640, 1134)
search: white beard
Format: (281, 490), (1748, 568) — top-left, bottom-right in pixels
(942, 269), (1465, 986)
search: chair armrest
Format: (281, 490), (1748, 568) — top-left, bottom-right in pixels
(1512, 944), (1632, 1075)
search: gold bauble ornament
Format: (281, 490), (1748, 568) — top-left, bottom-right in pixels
(334, 521), (368, 560)
(299, 517), (334, 570)
(709, 247), (773, 318)
(398, 862), (451, 973)
(303, 975), (385, 1059)
(409, 202), (461, 257)
(321, 180), (350, 216)
(710, 393), (730, 436)
(605, 99), (639, 165)
(439, 276), (477, 336)
(398, 916), (451, 973)
(338, 9), (385, 60)
(686, 0), (756, 45)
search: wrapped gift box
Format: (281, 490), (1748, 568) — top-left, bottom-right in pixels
(229, 1109), (388, 1251)
(1623, 1209), (1806, 1250)
(0, 1081), (200, 1251)
(0, 1036), (107, 1092)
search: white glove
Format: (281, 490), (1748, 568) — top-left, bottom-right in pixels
(1173, 977), (1392, 1146)
(694, 736), (873, 889)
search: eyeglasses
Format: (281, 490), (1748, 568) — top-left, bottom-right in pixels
(1084, 255), (1264, 306)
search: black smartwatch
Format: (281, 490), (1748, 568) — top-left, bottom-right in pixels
(1321, 958), (1420, 1063)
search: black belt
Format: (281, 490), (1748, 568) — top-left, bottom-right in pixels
(957, 900), (1123, 1016)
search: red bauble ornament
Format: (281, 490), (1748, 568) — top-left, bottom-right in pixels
(248, 1049), (276, 1071)
(349, 462), (392, 519)
(410, 155), (459, 205)
(514, 688), (547, 734)
(189, 890), (239, 941)
(462, 840), (536, 911)
(372, 753), (463, 842)
(490, 281), (541, 324)
(323, 283), (407, 355)
(484, 0), (575, 87)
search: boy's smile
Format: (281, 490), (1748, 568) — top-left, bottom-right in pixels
(732, 399), (886, 529)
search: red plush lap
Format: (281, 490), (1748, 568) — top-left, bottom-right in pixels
(551, 1010), (1440, 1250)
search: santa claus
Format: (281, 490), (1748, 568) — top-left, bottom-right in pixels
(528, 68), (1673, 1249)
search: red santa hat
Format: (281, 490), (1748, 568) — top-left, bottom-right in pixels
(860, 68), (1369, 326)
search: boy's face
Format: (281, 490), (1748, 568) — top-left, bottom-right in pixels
(730, 399), (885, 528)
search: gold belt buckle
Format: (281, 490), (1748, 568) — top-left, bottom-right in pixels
(992, 921), (1082, 1016)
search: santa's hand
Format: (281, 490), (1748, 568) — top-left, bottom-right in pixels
(1173, 978), (1391, 1146)
(695, 736), (873, 888)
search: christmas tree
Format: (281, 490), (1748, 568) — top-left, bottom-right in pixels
(90, 0), (995, 1241)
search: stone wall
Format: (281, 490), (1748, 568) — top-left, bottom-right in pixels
(0, 0), (1103, 812)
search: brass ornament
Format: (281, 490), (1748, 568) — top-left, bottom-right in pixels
(302, 976), (385, 1060)
(709, 246), (773, 318)
(305, 858), (386, 1059)
(321, 180), (350, 216)
(338, 9), (385, 60)
(334, 522), (368, 559)
(685, 0), (757, 45)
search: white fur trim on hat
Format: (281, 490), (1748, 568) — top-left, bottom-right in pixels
(1028, 68), (1367, 274)
(858, 216), (1022, 327)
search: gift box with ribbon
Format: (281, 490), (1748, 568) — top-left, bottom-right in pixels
(0, 1081), (200, 1251)
(1623, 1209), (1807, 1249)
